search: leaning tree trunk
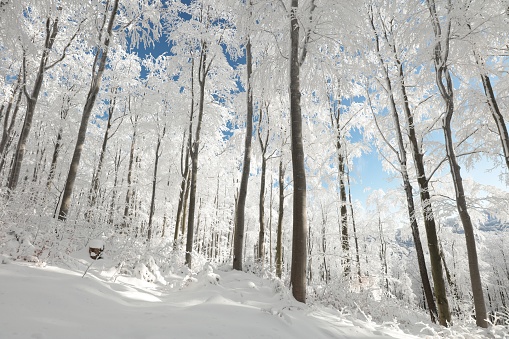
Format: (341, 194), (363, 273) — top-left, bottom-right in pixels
(257, 105), (270, 264)
(86, 94), (116, 220)
(108, 148), (121, 225)
(392, 43), (450, 327)
(58, 0), (119, 221)
(0, 78), (22, 177)
(474, 52), (509, 171)
(8, 15), (60, 193)
(368, 10), (443, 324)
(233, 35), (254, 271)
(185, 42), (210, 269)
(175, 130), (190, 243)
(46, 96), (71, 190)
(176, 59), (195, 243)
(346, 165), (362, 283)
(147, 126), (165, 241)
(122, 117), (137, 232)
(427, 0), (487, 328)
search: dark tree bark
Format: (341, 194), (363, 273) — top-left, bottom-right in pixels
(122, 114), (137, 231)
(233, 34), (254, 271)
(8, 7), (80, 192)
(368, 8), (443, 324)
(108, 147), (121, 225)
(86, 93), (117, 220)
(186, 41), (211, 268)
(289, 0), (315, 304)
(257, 105), (271, 264)
(346, 166), (361, 283)
(0, 75), (22, 177)
(46, 94), (71, 190)
(175, 130), (190, 243)
(474, 51), (509, 171)
(58, 0), (119, 220)
(276, 157), (285, 279)
(427, 0), (487, 328)
(147, 125), (165, 241)
(8, 15), (60, 192)
(176, 58), (195, 243)
(329, 85), (350, 276)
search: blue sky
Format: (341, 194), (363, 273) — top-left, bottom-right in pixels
(131, 2), (508, 210)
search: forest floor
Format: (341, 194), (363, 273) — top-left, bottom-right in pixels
(0, 250), (504, 339)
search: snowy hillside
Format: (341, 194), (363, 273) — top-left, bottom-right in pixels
(0, 253), (505, 339)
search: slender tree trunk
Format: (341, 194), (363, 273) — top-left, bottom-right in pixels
(147, 126), (165, 241)
(0, 82), (22, 177)
(58, 0), (119, 220)
(233, 35), (254, 271)
(123, 118), (137, 231)
(331, 97), (350, 276)
(268, 175), (273, 268)
(108, 148), (121, 225)
(0, 71), (22, 157)
(368, 7), (451, 324)
(474, 52), (509, 171)
(176, 58), (195, 243)
(185, 42), (210, 268)
(346, 165), (361, 283)
(86, 95), (116, 220)
(258, 156), (266, 263)
(427, 0), (487, 327)
(276, 158), (285, 279)
(257, 106), (270, 264)
(8, 15), (61, 192)
(175, 130), (190, 242)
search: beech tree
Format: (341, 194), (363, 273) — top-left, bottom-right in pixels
(58, 0), (161, 220)
(427, 0), (487, 328)
(288, 0), (316, 303)
(7, 4), (82, 193)
(233, 1), (254, 270)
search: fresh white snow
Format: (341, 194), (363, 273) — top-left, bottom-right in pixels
(0, 251), (504, 339)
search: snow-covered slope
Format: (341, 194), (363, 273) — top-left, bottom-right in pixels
(0, 258), (422, 339)
(0, 255), (505, 339)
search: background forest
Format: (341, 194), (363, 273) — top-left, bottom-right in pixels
(1, 0), (509, 332)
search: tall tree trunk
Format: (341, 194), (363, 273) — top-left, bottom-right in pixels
(474, 51), (509, 171)
(289, 0), (313, 304)
(46, 98), (70, 190)
(147, 126), (165, 241)
(123, 116), (137, 232)
(108, 147), (121, 225)
(0, 70), (22, 157)
(58, 0), (119, 220)
(176, 58), (195, 243)
(330, 90), (350, 277)
(258, 155), (266, 263)
(427, 0), (487, 327)
(8, 15), (61, 192)
(276, 158), (285, 279)
(257, 105), (270, 264)
(175, 130), (190, 243)
(185, 42), (210, 268)
(368, 9), (442, 323)
(345, 160), (361, 283)
(86, 94), (116, 220)
(233, 34), (254, 271)
(0, 80), (22, 177)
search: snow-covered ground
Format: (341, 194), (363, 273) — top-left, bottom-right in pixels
(0, 252), (504, 339)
